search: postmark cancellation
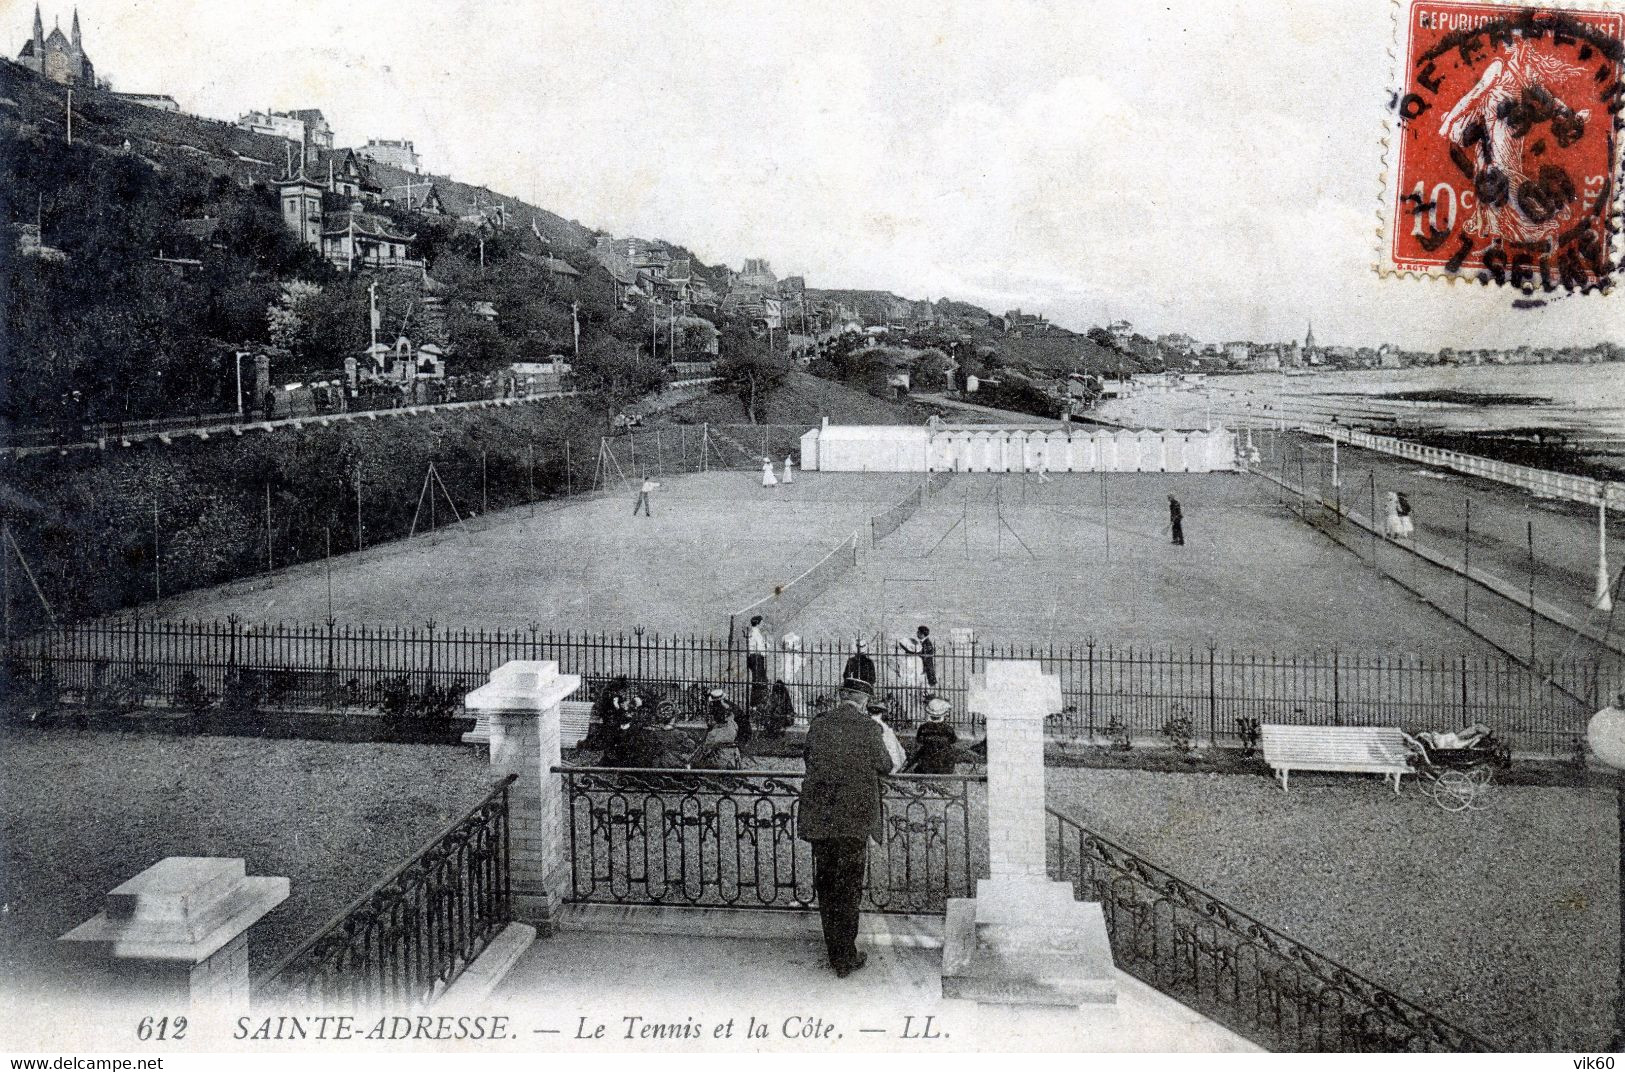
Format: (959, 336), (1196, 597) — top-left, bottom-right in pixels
(1379, 0), (1624, 292)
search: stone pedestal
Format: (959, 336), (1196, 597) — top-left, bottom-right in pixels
(58, 857), (288, 1010)
(941, 660), (1117, 1006)
(465, 660), (581, 935)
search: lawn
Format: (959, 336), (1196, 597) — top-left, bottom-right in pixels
(0, 726), (493, 995)
(1047, 767), (1618, 1051)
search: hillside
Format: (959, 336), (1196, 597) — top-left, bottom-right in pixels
(662, 372), (937, 426)
(970, 328), (1146, 377)
(0, 394), (609, 625)
(0, 60), (595, 250)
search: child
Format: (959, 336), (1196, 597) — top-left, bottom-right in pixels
(904, 697), (960, 774)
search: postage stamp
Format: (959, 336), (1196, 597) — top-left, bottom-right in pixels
(1380, 0), (1625, 291)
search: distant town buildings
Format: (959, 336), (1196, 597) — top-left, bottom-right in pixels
(16, 5), (93, 86)
(357, 138), (421, 172)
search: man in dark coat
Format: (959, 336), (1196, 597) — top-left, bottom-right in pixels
(1168, 494), (1184, 546)
(841, 639), (877, 690)
(798, 677), (898, 977)
(915, 625), (937, 689)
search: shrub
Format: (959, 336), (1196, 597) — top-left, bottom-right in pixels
(171, 671), (214, 716)
(1105, 716), (1133, 752)
(1235, 716), (1262, 757)
(1161, 706), (1195, 753)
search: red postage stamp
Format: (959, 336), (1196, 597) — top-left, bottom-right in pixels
(1381, 0), (1624, 291)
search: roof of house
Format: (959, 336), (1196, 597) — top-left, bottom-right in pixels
(285, 109), (328, 123)
(177, 218), (220, 240)
(322, 210), (414, 243)
(817, 425), (931, 442)
(527, 254), (581, 277)
(591, 248), (637, 285)
(275, 170), (324, 190)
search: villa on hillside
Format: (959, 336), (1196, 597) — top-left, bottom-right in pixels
(380, 180), (448, 215)
(321, 203), (419, 272)
(356, 137), (421, 172)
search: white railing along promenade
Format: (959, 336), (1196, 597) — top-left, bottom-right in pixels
(1298, 422), (1623, 512)
(0, 390), (582, 459)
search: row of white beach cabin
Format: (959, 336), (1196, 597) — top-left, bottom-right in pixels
(800, 423), (1237, 473)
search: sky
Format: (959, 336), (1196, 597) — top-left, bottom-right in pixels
(13, 0), (1624, 349)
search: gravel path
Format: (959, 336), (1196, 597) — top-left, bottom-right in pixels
(1047, 766), (1617, 1051)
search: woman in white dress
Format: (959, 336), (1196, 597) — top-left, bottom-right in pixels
(761, 458), (778, 487)
(893, 634), (925, 688)
(778, 632), (803, 686)
(1384, 492), (1406, 539)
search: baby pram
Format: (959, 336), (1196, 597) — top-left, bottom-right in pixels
(1401, 724), (1511, 812)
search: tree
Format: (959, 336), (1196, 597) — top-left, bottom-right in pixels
(910, 347), (952, 392)
(1085, 326), (1119, 350)
(673, 316), (719, 359)
(716, 322), (789, 422)
(573, 334), (660, 404)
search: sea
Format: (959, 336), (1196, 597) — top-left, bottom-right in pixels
(1097, 362), (1625, 478)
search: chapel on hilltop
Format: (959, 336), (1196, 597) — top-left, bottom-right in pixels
(17, 5), (94, 86)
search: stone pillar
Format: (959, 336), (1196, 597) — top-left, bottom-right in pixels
(942, 660), (1116, 1006)
(465, 660), (581, 936)
(58, 857), (288, 1010)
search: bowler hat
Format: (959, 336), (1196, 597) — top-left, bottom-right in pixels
(840, 677), (874, 697)
(925, 697), (951, 719)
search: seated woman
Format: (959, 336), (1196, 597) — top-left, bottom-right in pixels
(759, 680), (797, 738)
(688, 706), (742, 770)
(586, 675), (633, 752)
(902, 697), (961, 774)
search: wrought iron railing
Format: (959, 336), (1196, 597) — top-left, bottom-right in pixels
(1046, 806), (1495, 1053)
(254, 775), (516, 1010)
(556, 767), (983, 914)
(11, 615), (1615, 753)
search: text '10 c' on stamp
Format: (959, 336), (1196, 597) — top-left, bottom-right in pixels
(1380, 0), (1624, 293)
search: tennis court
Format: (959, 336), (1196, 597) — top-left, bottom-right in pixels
(794, 471), (1503, 656)
(149, 470), (918, 635)
(146, 466), (1503, 659)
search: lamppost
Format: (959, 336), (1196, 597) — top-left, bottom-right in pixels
(1589, 693), (1625, 1050)
(234, 351), (250, 417)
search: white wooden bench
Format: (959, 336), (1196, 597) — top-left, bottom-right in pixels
(1261, 724), (1413, 793)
